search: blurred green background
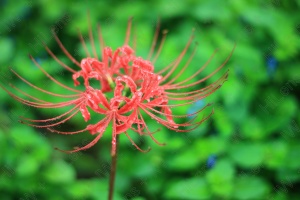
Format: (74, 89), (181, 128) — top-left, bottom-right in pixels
(1, 0), (300, 199)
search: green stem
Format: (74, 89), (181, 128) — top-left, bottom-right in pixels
(108, 135), (119, 200)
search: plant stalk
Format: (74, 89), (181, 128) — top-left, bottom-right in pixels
(108, 135), (119, 200)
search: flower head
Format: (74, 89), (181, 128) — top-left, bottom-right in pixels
(1, 16), (235, 155)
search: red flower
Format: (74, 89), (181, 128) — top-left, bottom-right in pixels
(0, 17), (235, 156)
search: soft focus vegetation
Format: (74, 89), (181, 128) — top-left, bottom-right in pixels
(1, 0), (300, 199)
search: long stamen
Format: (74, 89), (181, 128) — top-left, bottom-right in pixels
(169, 48), (219, 88)
(165, 71), (229, 98)
(20, 103), (81, 122)
(138, 111), (165, 146)
(124, 132), (151, 153)
(78, 29), (91, 57)
(147, 18), (160, 60)
(165, 72), (226, 94)
(124, 17), (133, 45)
(165, 67), (229, 91)
(152, 29), (168, 64)
(161, 29), (195, 82)
(157, 86), (224, 108)
(143, 102), (212, 119)
(171, 44), (235, 88)
(130, 126), (160, 136)
(9, 83), (49, 103)
(0, 85), (80, 108)
(29, 55), (82, 93)
(10, 69), (80, 98)
(97, 23), (105, 53)
(132, 26), (137, 52)
(140, 105), (195, 127)
(166, 87), (221, 101)
(52, 29), (81, 67)
(20, 109), (80, 128)
(164, 42), (198, 85)
(48, 127), (88, 135)
(87, 12), (98, 59)
(13, 94), (80, 108)
(141, 105), (213, 130)
(42, 42), (77, 73)
(168, 111), (215, 133)
(157, 60), (176, 75)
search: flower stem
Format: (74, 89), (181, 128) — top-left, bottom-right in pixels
(108, 135), (119, 200)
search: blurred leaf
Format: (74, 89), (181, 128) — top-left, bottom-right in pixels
(233, 175), (270, 200)
(213, 102), (235, 137)
(0, 129), (6, 164)
(264, 140), (288, 169)
(164, 178), (211, 199)
(43, 160), (75, 184)
(16, 155), (39, 177)
(206, 159), (235, 198)
(242, 8), (274, 27)
(193, 0), (232, 22)
(157, 0), (187, 17)
(229, 142), (265, 168)
(10, 126), (38, 149)
(166, 148), (200, 171)
(242, 116), (265, 140)
(132, 197), (146, 200)
(194, 137), (227, 156)
(285, 144), (300, 170)
(0, 37), (14, 63)
(277, 168), (300, 183)
(66, 180), (95, 199)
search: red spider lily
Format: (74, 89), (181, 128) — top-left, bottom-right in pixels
(0, 16), (235, 156)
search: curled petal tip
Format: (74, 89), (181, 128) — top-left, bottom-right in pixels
(144, 147), (152, 153)
(54, 147), (71, 154)
(50, 28), (56, 34)
(47, 128), (54, 133)
(54, 147), (60, 151)
(207, 102), (214, 106)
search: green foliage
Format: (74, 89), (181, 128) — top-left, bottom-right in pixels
(0, 0), (299, 199)
(233, 175), (270, 200)
(164, 177), (211, 199)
